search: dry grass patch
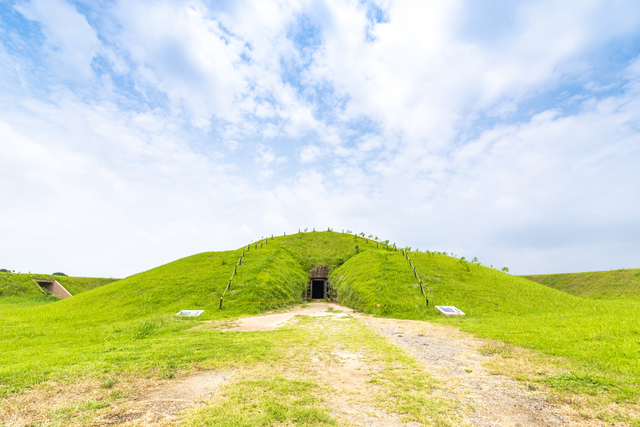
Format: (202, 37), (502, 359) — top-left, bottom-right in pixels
(480, 341), (640, 426)
(181, 314), (456, 426)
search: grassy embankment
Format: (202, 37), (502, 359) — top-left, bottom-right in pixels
(522, 268), (640, 300)
(1, 231), (638, 424)
(332, 247), (640, 403)
(0, 272), (118, 297)
(1, 232), (346, 397)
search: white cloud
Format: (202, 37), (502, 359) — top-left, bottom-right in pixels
(15, 0), (102, 80)
(111, 1), (249, 128)
(303, 0), (640, 154)
(2, 0), (640, 277)
(299, 144), (321, 163)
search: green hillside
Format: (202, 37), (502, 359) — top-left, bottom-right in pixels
(0, 231), (638, 405)
(521, 268), (640, 299)
(332, 245), (640, 391)
(0, 272), (119, 297)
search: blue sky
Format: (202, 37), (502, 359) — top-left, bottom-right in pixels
(1, 0), (640, 278)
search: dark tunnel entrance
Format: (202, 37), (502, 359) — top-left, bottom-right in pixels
(311, 279), (325, 299)
(308, 266), (330, 300)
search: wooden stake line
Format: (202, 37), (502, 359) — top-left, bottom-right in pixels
(224, 229), (432, 309)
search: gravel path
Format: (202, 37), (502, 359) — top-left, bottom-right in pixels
(360, 317), (587, 426)
(219, 303), (584, 426)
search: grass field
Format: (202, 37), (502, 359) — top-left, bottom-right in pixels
(522, 268), (640, 300)
(1, 231), (638, 424)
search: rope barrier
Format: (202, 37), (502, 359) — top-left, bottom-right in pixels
(404, 250), (429, 307)
(219, 250), (246, 309)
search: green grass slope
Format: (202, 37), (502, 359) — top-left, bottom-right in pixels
(0, 272), (118, 297)
(0, 231), (372, 395)
(0, 231), (638, 404)
(333, 248), (640, 399)
(521, 268), (640, 299)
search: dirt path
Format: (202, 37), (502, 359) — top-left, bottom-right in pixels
(360, 317), (576, 426)
(2, 303), (609, 426)
(198, 303), (586, 426)
(217, 302), (352, 331)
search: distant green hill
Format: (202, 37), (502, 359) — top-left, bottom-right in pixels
(0, 272), (119, 297)
(521, 268), (640, 299)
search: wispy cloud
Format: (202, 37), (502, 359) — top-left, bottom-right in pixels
(1, 0), (640, 277)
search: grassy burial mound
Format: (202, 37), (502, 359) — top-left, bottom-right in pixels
(522, 268), (640, 300)
(0, 272), (118, 298)
(0, 230), (639, 406)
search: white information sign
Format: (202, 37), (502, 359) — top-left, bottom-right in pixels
(176, 310), (204, 317)
(435, 306), (465, 317)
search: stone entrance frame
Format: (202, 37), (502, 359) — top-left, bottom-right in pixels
(33, 279), (72, 299)
(309, 266), (329, 299)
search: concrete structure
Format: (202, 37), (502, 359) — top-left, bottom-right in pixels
(33, 279), (72, 299)
(309, 266), (329, 299)
(304, 267), (337, 300)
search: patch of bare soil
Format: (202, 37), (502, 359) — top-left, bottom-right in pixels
(212, 302), (353, 331)
(286, 308), (423, 426)
(360, 317), (612, 427)
(320, 347), (421, 427)
(0, 370), (230, 427)
(94, 370), (230, 426)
